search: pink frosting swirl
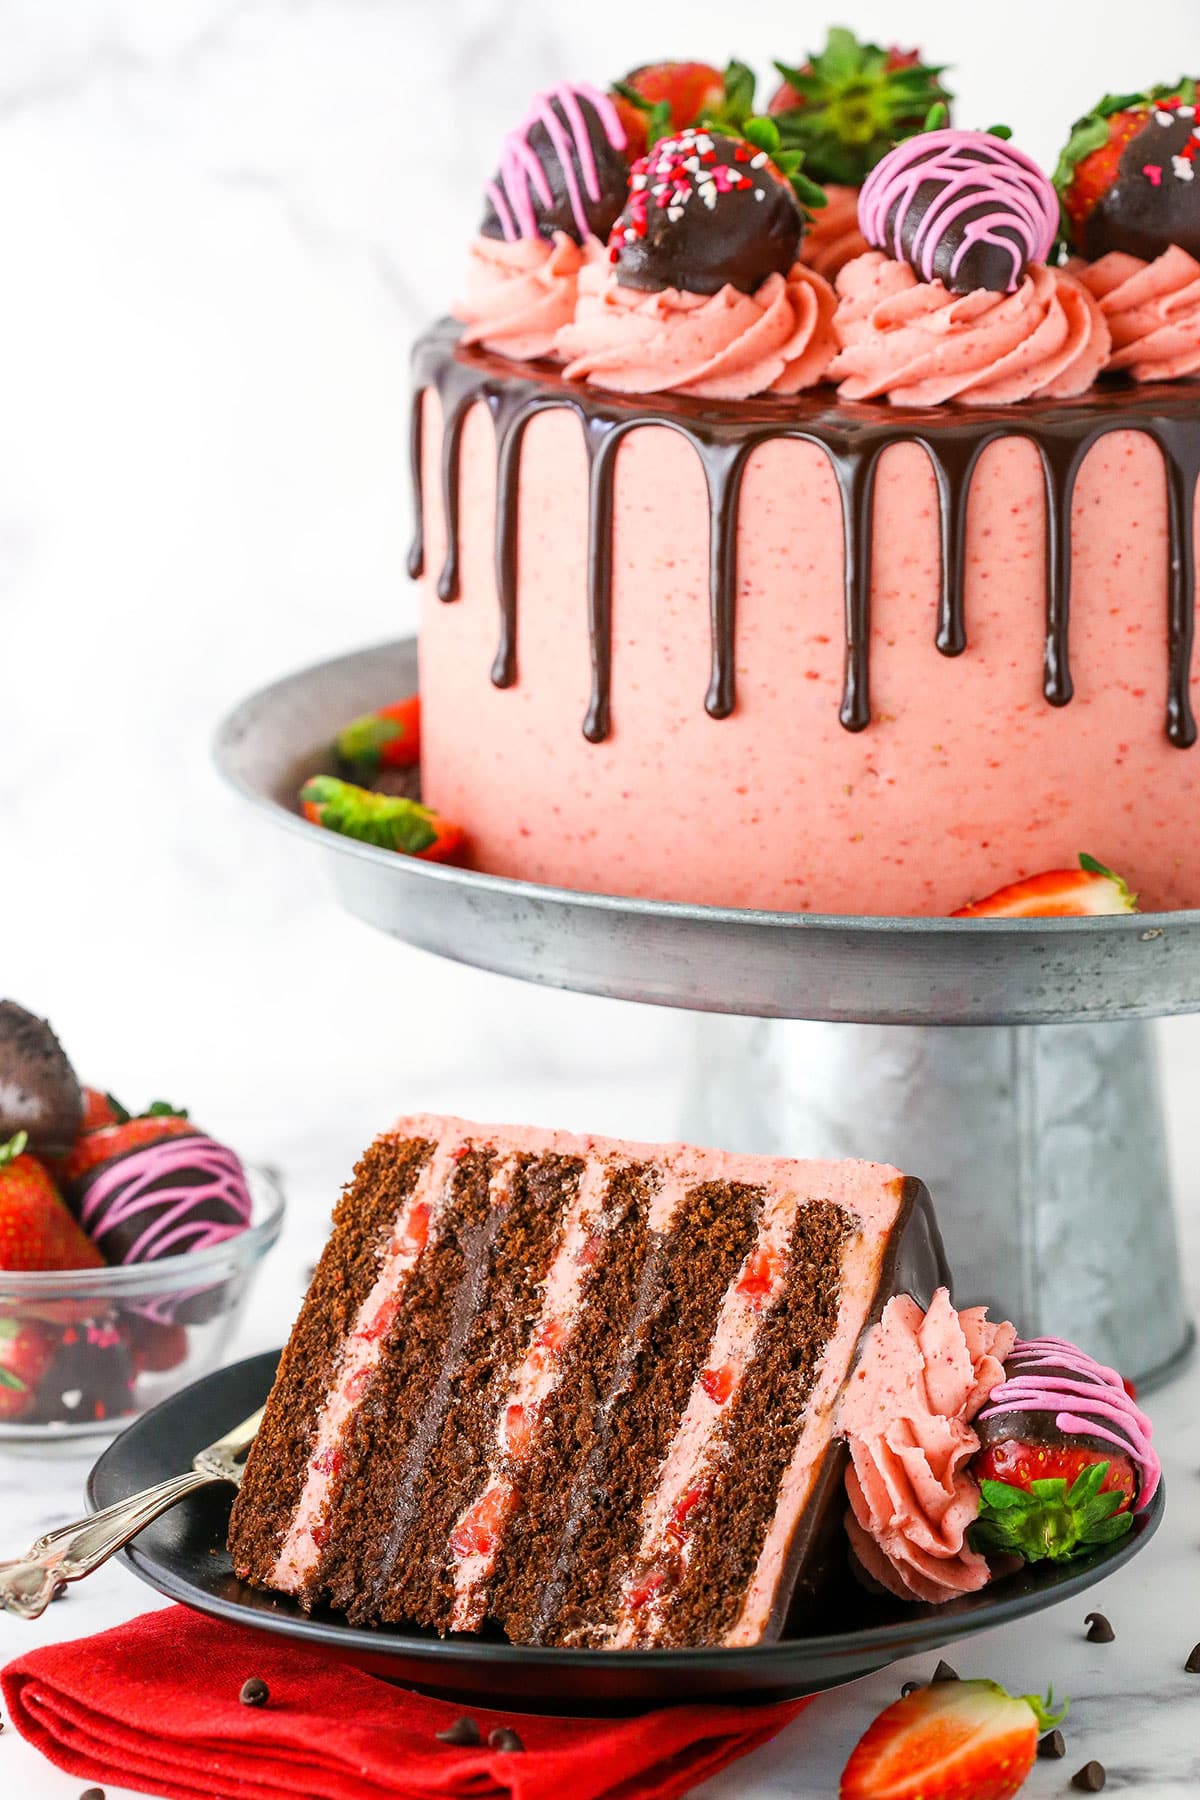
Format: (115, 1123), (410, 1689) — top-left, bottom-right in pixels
(837, 1288), (1017, 1604)
(828, 251), (1111, 405)
(979, 1336), (1160, 1508)
(455, 232), (602, 362)
(556, 260), (837, 398)
(858, 128), (1059, 293)
(799, 184), (870, 280)
(1076, 245), (1200, 382)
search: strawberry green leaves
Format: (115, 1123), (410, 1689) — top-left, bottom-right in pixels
(971, 1461), (1134, 1564)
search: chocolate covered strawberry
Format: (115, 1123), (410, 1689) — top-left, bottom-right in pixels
(611, 60), (726, 160)
(840, 1678), (1067, 1800)
(1055, 80), (1200, 258)
(0, 1316), (55, 1421)
(300, 776), (464, 862)
(969, 1334), (1158, 1565)
(0, 1134), (103, 1272)
(335, 695), (421, 783)
(952, 855), (1136, 918)
(769, 28), (952, 187)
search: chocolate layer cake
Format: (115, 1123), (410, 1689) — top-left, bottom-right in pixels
(229, 1116), (945, 1647)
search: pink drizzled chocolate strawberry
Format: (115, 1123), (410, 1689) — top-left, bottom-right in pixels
(969, 1336), (1158, 1564)
(481, 83), (630, 246)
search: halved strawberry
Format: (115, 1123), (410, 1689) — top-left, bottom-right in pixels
(970, 1454), (1135, 1564)
(335, 695), (420, 783)
(735, 1244), (783, 1307)
(769, 28), (951, 187)
(1054, 81), (1198, 251)
(699, 1363), (735, 1405)
(840, 1678), (1067, 1800)
(80, 1088), (122, 1133)
(952, 855), (1136, 919)
(611, 61), (725, 160)
(974, 1438), (1137, 1515)
(300, 775), (464, 863)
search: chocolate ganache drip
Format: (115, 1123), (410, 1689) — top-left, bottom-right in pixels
(409, 319), (1199, 750)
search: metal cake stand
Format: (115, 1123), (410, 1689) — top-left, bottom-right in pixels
(215, 638), (1200, 1388)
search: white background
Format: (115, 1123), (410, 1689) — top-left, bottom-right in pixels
(2, 6), (1200, 1798)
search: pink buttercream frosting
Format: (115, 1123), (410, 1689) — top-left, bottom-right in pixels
(837, 1288), (1016, 1604)
(1076, 245), (1200, 383)
(799, 184), (869, 280)
(556, 260), (838, 398)
(455, 232), (602, 362)
(828, 251), (1111, 405)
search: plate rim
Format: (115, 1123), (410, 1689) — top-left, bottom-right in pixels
(89, 1349), (1166, 1674)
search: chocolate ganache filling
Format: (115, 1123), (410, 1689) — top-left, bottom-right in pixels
(409, 319), (1199, 750)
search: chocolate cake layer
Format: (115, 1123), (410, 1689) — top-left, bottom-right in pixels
(230, 1118), (948, 1647)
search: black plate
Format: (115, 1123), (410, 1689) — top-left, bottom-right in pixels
(90, 1352), (1164, 1711)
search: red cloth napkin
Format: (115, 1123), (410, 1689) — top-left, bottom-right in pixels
(2, 1606), (815, 1800)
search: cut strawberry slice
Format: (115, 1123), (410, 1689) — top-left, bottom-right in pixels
(627, 1569), (667, 1613)
(450, 1483), (516, 1561)
(736, 1245), (784, 1307)
(840, 1678), (1067, 1800)
(699, 1363), (735, 1406)
(952, 854), (1136, 919)
(402, 1201), (431, 1254)
(310, 1446), (343, 1479)
(534, 1316), (567, 1355)
(666, 1483), (709, 1544)
(503, 1401), (538, 1461)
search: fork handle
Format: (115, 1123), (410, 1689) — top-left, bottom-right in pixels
(0, 1469), (223, 1621)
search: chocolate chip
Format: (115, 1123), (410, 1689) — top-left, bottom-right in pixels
(1072, 1762), (1107, 1791)
(1038, 1728), (1066, 1759)
(436, 1716), (482, 1746)
(239, 1677), (270, 1707)
(1186, 1643), (1200, 1674)
(931, 1659), (959, 1682)
(1085, 1611), (1115, 1643)
(79, 1789), (106, 1800)
(900, 1680), (923, 1697)
(489, 1727), (525, 1753)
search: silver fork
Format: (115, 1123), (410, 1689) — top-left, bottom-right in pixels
(0, 1405), (264, 1621)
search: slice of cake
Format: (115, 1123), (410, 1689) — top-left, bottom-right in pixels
(229, 1115), (945, 1647)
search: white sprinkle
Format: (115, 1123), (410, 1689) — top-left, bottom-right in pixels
(631, 173), (647, 190)
(755, 188), (765, 201)
(1179, 105), (1197, 119)
(702, 188), (717, 208)
(1156, 109), (1177, 127)
(667, 204), (684, 222)
(1173, 155), (1195, 181)
(684, 156), (700, 172)
(624, 227), (636, 241)
(695, 134), (714, 153)
(750, 151), (768, 168)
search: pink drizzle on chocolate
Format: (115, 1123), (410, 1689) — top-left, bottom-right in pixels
(77, 1134), (253, 1263)
(978, 1335), (1160, 1507)
(859, 129), (1059, 294)
(484, 83), (627, 244)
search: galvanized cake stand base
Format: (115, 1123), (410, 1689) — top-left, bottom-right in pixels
(215, 639), (1200, 1389)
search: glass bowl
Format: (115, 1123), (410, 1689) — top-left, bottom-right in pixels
(0, 1164), (284, 1443)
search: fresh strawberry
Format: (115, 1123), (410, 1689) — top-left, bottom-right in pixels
(611, 60), (725, 160)
(769, 28), (952, 187)
(0, 1135), (104, 1272)
(80, 1088), (123, 1133)
(1054, 81), (1198, 251)
(334, 695), (421, 783)
(60, 1102), (192, 1190)
(952, 854), (1136, 919)
(450, 1482), (516, 1560)
(0, 1315), (55, 1421)
(970, 1452), (1135, 1564)
(300, 776), (465, 863)
(841, 1679), (1067, 1800)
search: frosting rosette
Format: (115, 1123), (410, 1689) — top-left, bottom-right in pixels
(798, 184), (870, 280)
(828, 251), (1111, 405)
(555, 261), (837, 398)
(837, 1287), (1016, 1604)
(1076, 245), (1200, 382)
(455, 232), (602, 362)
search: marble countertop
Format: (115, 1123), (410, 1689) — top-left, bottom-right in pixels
(2, 1058), (1199, 1800)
